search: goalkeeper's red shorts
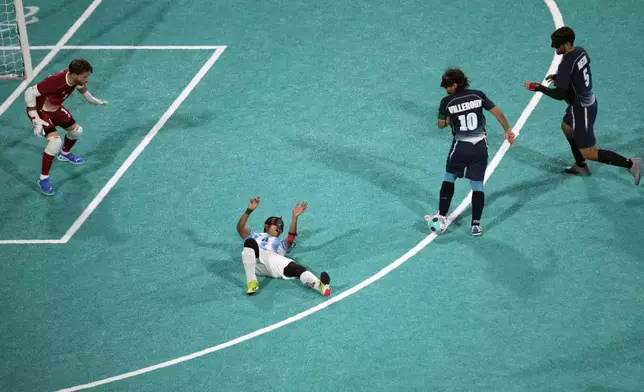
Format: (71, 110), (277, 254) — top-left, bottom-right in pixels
(26, 106), (76, 135)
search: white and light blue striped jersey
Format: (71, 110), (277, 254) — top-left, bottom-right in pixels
(244, 231), (290, 256)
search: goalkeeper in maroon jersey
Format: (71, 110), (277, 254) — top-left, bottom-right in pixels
(24, 59), (107, 195)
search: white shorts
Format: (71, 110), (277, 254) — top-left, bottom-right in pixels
(255, 248), (296, 280)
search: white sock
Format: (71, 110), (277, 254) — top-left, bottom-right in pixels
(39, 174), (49, 180)
(299, 270), (320, 290)
(241, 248), (257, 283)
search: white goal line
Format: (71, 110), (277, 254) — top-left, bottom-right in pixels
(0, 45), (225, 50)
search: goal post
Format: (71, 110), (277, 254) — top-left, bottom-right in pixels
(0, 0), (33, 80)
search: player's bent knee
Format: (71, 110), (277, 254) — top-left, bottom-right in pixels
(580, 146), (598, 160)
(470, 180), (484, 192)
(66, 125), (83, 140)
(283, 262), (307, 278)
(241, 248), (256, 263)
(243, 238), (259, 258)
(443, 172), (457, 183)
(561, 122), (573, 136)
(45, 136), (62, 155)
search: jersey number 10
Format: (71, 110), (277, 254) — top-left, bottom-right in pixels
(458, 112), (478, 131)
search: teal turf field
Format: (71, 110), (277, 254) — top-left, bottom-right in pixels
(1, 0), (643, 391)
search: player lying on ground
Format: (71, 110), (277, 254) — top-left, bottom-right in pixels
(523, 26), (641, 185)
(426, 68), (515, 236)
(24, 59), (108, 196)
(236, 197), (331, 296)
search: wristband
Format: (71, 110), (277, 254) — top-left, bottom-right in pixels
(287, 232), (297, 242)
(245, 208), (253, 215)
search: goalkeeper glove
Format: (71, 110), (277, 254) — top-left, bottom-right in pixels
(28, 111), (48, 138)
(32, 118), (49, 138)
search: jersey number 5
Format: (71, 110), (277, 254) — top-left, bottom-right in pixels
(583, 68), (590, 87)
(458, 113), (478, 131)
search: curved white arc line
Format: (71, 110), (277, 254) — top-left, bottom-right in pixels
(55, 2), (563, 390)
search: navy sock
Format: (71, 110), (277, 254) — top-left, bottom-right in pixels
(439, 181), (455, 216)
(598, 149), (632, 168)
(472, 191), (484, 226)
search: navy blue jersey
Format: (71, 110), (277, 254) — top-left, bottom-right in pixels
(438, 89), (495, 143)
(555, 46), (595, 107)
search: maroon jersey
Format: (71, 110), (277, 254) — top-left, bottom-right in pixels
(35, 70), (83, 111)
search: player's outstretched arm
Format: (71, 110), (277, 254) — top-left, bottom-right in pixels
(523, 82), (566, 100)
(76, 85), (108, 105)
(285, 201), (307, 249)
(237, 197), (260, 238)
(489, 107), (515, 145)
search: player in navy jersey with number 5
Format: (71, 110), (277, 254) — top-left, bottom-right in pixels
(524, 26), (641, 184)
(426, 68), (515, 236)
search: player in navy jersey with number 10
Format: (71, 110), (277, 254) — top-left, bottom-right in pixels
(524, 26), (641, 185)
(425, 69), (515, 236)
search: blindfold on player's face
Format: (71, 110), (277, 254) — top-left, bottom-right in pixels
(551, 38), (566, 48)
(264, 216), (284, 232)
(550, 32), (573, 48)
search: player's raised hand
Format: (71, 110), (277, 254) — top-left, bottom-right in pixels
(248, 196), (260, 210)
(505, 129), (516, 145)
(32, 118), (48, 138)
(292, 201), (308, 217)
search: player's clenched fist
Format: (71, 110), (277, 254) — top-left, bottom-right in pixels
(523, 81), (542, 91)
(505, 129), (516, 145)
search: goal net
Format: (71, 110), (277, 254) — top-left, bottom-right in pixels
(0, 0), (32, 80)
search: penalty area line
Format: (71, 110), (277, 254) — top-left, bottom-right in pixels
(0, 239), (64, 245)
(58, 46), (227, 244)
(0, 45), (226, 51)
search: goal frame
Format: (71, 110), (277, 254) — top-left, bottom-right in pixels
(0, 0), (33, 80)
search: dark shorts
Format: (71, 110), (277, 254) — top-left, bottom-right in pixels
(26, 106), (76, 135)
(445, 138), (488, 181)
(563, 100), (597, 149)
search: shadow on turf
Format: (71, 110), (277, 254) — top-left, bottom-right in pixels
(516, 328), (644, 386)
(477, 237), (557, 297)
(458, 135), (643, 234)
(284, 136), (434, 217)
(82, 0), (171, 47)
(184, 227), (356, 303)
